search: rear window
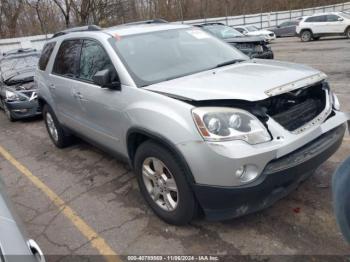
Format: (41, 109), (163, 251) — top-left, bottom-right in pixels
(38, 42), (56, 71)
(305, 15), (326, 23)
(52, 39), (82, 77)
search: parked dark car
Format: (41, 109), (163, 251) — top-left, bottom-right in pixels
(196, 23), (274, 59)
(270, 21), (299, 37)
(0, 48), (41, 121)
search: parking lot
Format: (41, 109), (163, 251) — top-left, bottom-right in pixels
(0, 36), (350, 260)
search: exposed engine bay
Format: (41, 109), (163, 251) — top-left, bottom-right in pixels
(188, 81), (330, 133)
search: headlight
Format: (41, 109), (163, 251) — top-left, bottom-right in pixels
(330, 90), (340, 111)
(192, 107), (271, 144)
(5, 90), (20, 101)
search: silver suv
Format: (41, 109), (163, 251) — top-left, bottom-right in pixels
(36, 22), (349, 225)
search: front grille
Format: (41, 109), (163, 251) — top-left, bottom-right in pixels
(267, 82), (330, 133)
(235, 43), (255, 50)
(273, 99), (323, 131)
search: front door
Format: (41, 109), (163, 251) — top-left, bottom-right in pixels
(73, 39), (126, 153)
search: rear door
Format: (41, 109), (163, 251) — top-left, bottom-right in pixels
(306, 15), (327, 34)
(48, 39), (83, 129)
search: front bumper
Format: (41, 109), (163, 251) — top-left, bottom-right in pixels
(4, 99), (41, 120)
(194, 124), (346, 220)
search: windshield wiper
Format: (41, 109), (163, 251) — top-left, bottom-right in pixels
(214, 59), (245, 69)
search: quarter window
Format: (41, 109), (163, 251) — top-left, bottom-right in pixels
(78, 40), (116, 82)
(39, 42), (56, 71)
(53, 39), (82, 77)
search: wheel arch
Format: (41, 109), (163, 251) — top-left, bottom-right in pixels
(126, 127), (196, 185)
(300, 28), (313, 35)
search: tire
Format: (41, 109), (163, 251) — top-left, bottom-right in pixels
(43, 104), (73, 148)
(3, 102), (15, 122)
(300, 30), (312, 42)
(346, 28), (350, 39)
(332, 157), (350, 244)
(134, 140), (198, 225)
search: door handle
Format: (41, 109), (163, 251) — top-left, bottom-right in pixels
(49, 84), (56, 89)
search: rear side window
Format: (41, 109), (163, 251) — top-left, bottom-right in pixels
(53, 39), (82, 77)
(39, 42), (56, 71)
(78, 40), (116, 82)
(305, 15), (326, 23)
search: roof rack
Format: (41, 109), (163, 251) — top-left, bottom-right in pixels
(195, 22), (225, 27)
(121, 19), (168, 26)
(52, 25), (101, 38)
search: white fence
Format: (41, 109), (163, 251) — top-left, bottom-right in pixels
(181, 2), (350, 28)
(0, 34), (52, 54)
(1, 1), (350, 53)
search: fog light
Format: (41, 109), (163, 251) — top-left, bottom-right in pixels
(235, 165), (259, 183)
(235, 166), (246, 178)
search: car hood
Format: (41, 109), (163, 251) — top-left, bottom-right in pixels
(248, 30), (273, 35)
(144, 59), (324, 102)
(224, 36), (266, 43)
(3, 68), (35, 85)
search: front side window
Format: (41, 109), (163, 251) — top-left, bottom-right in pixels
(78, 40), (116, 82)
(53, 39), (82, 77)
(110, 28), (247, 87)
(327, 15), (340, 22)
(39, 42), (56, 71)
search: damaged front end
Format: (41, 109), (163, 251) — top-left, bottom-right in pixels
(2, 81), (41, 121)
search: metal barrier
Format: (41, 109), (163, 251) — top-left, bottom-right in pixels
(181, 2), (350, 28)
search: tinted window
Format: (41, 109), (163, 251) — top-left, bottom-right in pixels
(305, 15), (326, 22)
(279, 22), (290, 27)
(78, 40), (116, 82)
(327, 15), (340, 22)
(39, 42), (56, 71)
(53, 39), (82, 77)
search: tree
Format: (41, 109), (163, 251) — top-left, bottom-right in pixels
(52, 0), (74, 28)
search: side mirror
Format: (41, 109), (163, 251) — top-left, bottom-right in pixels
(338, 17), (344, 21)
(93, 69), (121, 90)
(277, 25), (281, 28)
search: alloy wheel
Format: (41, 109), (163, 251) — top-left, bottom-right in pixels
(46, 112), (58, 142)
(302, 31), (311, 41)
(142, 157), (179, 212)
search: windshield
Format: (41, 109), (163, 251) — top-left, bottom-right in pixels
(0, 54), (39, 81)
(110, 28), (247, 87)
(246, 26), (259, 32)
(203, 25), (243, 39)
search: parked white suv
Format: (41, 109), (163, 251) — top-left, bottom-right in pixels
(297, 12), (350, 41)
